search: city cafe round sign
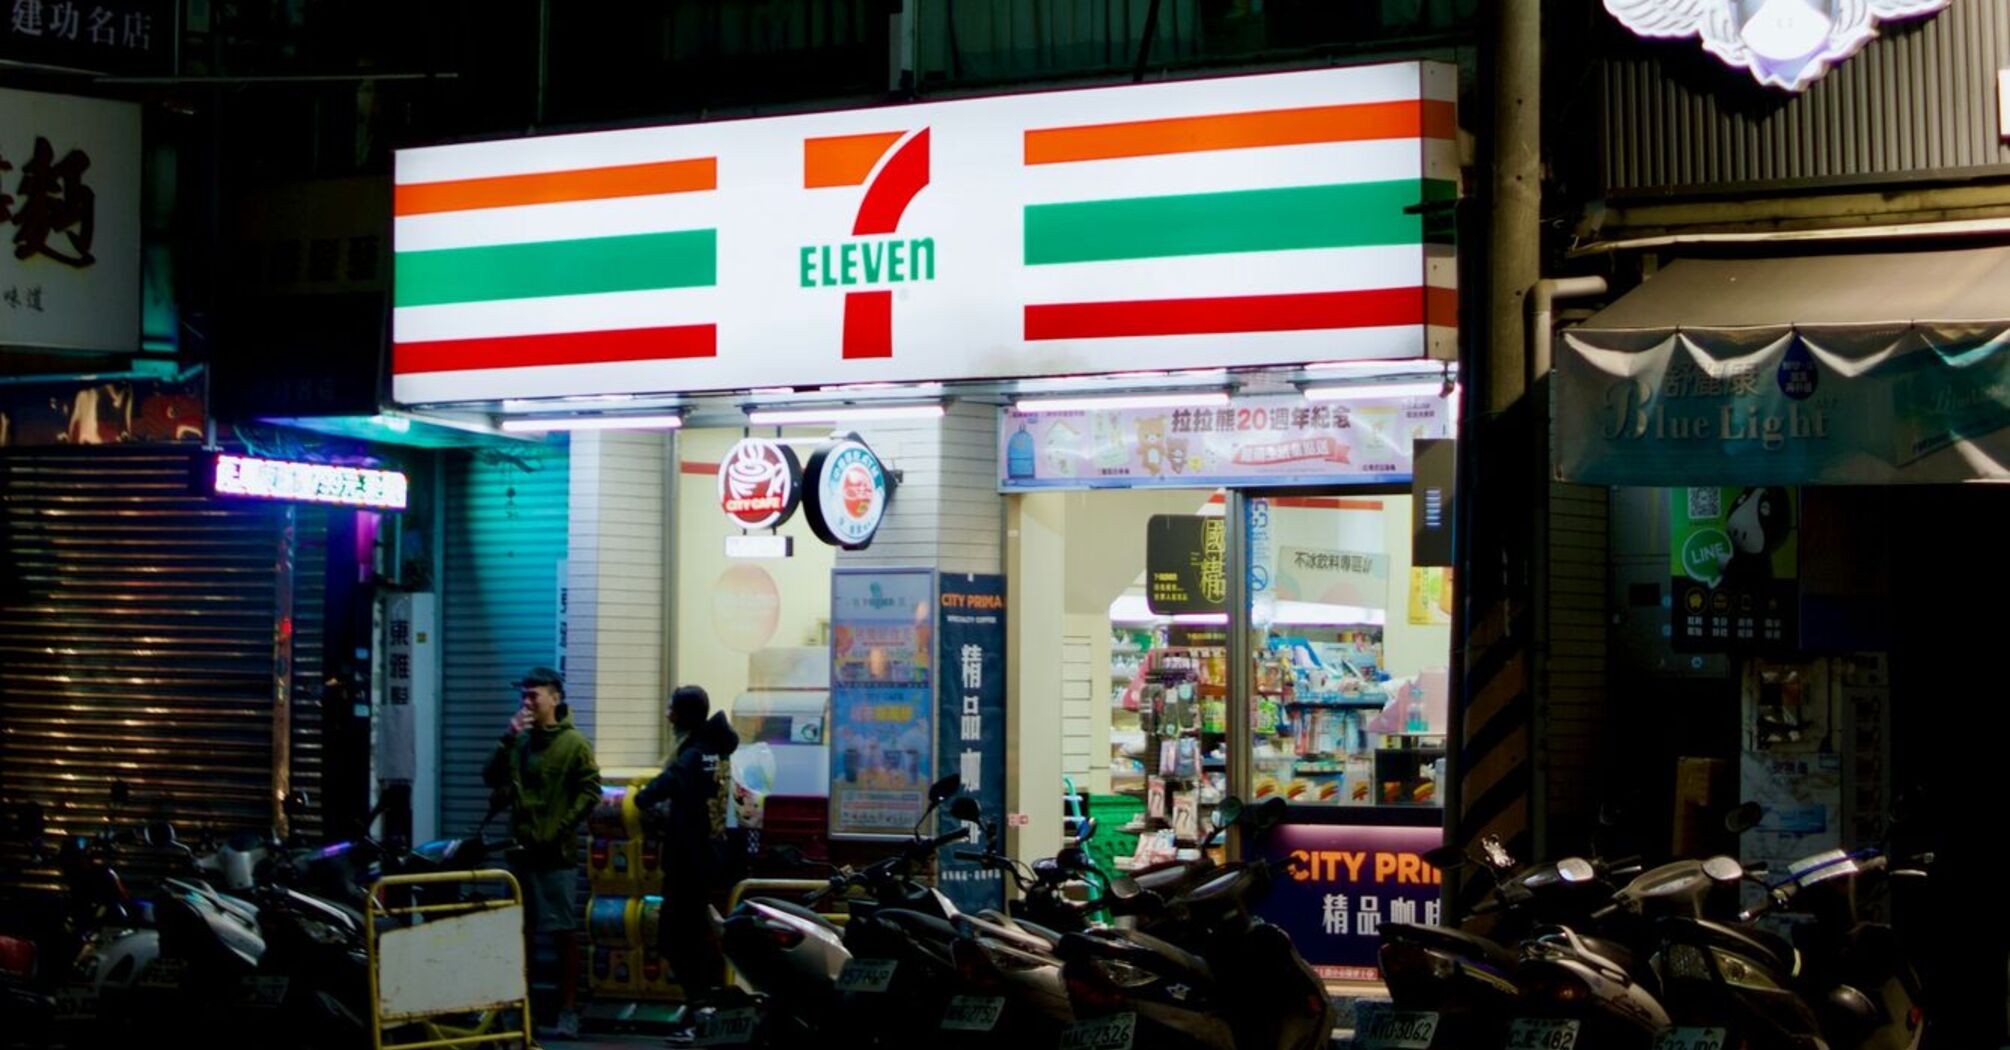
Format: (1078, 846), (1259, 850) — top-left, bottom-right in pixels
(804, 434), (892, 550)
(718, 437), (803, 530)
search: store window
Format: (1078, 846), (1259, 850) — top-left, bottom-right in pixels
(1029, 489), (1452, 875)
(672, 428), (838, 808)
(1244, 496), (1451, 810)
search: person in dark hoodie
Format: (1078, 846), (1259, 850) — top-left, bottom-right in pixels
(483, 666), (601, 1041)
(636, 684), (739, 1046)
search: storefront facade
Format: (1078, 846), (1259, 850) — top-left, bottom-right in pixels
(392, 58), (1471, 992)
(1543, 2), (2010, 1034)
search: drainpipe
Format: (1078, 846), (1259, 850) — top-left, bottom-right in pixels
(1523, 274), (1605, 863)
(1528, 277), (1609, 387)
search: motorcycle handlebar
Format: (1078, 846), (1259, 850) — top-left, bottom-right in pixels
(923, 827), (972, 851)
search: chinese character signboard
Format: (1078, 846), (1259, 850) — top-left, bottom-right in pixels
(1252, 822), (1444, 982)
(0, 88), (139, 352)
(1145, 514), (1228, 616)
(1000, 393), (1453, 490)
(1, 1), (171, 76)
(1556, 320), (2010, 486)
(828, 568), (937, 840)
(935, 573), (1006, 913)
(391, 62), (1457, 405)
(1670, 486), (1799, 653)
(1276, 547), (1390, 612)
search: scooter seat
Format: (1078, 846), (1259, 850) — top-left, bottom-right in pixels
(1380, 922), (1518, 971)
(747, 897), (839, 932)
(1658, 918), (1797, 975)
(875, 908), (962, 946)
(1058, 928), (1215, 988)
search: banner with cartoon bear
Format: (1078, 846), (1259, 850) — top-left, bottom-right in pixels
(998, 393), (1452, 491)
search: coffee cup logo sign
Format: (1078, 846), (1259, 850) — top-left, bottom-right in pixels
(718, 438), (802, 530)
(803, 435), (892, 550)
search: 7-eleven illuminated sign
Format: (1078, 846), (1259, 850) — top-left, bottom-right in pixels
(800, 129), (933, 359)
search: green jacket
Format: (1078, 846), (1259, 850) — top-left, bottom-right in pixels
(482, 713), (601, 870)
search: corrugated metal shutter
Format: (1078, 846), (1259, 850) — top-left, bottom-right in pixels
(1538, 482), (1609, 857)
(1600, 0), (2010, 194)
(439, 443), (570, 839)
(0, 448), (326, 887)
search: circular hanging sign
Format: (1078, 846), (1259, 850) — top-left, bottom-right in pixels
(717, 438), (803, 530)
(803, 434), (892, 550)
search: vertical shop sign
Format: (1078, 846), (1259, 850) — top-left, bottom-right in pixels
(1146, 514), (1228, 615)
(828, 568), (937, 840)
(1670, 486), (1799, 651)
(935, 573), (1007, 912)
(1252, 823), (1444, 982)
(380, 593), (417, 781)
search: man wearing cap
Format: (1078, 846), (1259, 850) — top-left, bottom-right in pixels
(484, 667), (600, 1040)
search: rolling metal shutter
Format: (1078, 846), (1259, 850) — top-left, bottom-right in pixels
(438, 443), (569, 839)
(0, 448), (328, 888)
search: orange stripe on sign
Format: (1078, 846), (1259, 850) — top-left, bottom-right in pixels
(394, 157), (717, 216)
(1025, 99), (1455, 165)
(804, 131), (905, 188)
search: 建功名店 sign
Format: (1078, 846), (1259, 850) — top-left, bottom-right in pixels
(391, 62), (1458, 405)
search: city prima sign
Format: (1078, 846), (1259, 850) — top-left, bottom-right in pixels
(1605, 0), (1950, 92)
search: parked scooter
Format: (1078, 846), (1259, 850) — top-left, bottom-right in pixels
(1051, 796), (1337, 1050)
(716, 773), (981, 1047)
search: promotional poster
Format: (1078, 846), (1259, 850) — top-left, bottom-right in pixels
(828, 569), (936, 839)
(1252, 823), (1444, 982)
(1670, 486), (1799, 652)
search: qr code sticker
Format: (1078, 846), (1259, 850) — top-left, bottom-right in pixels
(1686, 487), (1721, 522)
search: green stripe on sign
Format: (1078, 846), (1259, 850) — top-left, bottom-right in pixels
(395, 229), (717, 307)
(1024, 180), (1454, 266)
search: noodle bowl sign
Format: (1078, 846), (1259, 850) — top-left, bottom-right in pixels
(805, 434), (892, 551)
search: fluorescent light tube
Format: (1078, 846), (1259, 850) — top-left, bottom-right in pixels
(748, 404), (946, 425)
(1301, 381), (1446, 402)
(1015, 391), (1230, 413)
(500, 414), (685, 433)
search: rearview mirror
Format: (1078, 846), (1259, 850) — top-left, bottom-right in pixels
(948, 796), (982, 823)
(1251, 796), (1288, 831)
(1210, 797), (1245, 831)
(1724, 801), (1765, 835)
(284, 790), (312, 817)
(771, 845), (807, 868)
(928, 775), (963, 803)
(143, 821), (178, 848)
(1076, 817), (1098, 845)
(111, 780), (132, 805)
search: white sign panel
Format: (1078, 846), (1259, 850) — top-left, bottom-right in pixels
(0, 88), (140, 352)
(375, 904), (525, 1020)
(392, 62), (1458, 404)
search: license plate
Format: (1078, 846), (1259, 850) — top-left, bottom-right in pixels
(1060, 1012), (1137, 1050)
(54, 986), (95, 1021)
(836, 957), (898, 993)
(1353, 1002), (1441, 1049)
(137, 957), (189, 990)
(1505, 1018), (1581, 1050)
(693, 1007), (760, 1047)
(943, 994), (1006, 1032)
(239, 975), (290, 1007)
(1654, 1028), (1729, 1050)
